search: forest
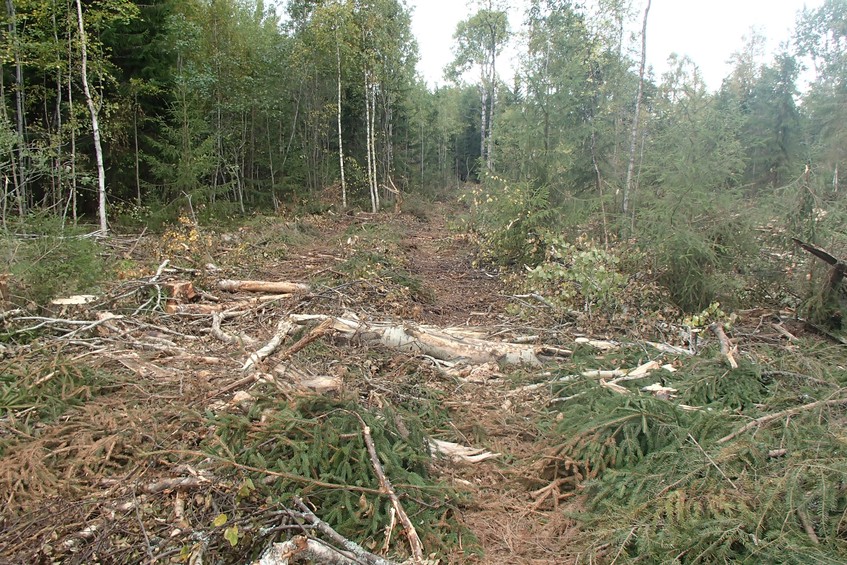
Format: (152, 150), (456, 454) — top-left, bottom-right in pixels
(2, 0), (847, 563)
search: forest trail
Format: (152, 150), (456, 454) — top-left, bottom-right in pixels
(0, 203), (581, 564)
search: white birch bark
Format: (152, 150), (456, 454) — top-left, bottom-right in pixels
(75, 0), (108, 234)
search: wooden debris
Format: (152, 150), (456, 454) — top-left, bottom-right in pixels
(429, 439), (500, 463)
(709, 322), (738, 368)
(289, 314), (549, 366)
(575, 337), (620, 350)
(51, 294), (97, 306)
(718, 396), (847, 444)
(218, 279), (311, 294)
(356, 414), (424, 564)
(257, 536), (385, 565)
(170, 294), (291, 315)
(242, 318), (297, 372)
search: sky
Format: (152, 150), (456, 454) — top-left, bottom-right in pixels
(408, 0), (824, 90)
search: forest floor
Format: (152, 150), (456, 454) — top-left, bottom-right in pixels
(0, 198), (841, 564)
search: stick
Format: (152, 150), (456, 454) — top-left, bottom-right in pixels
(257, 535), (369, 565)
(709, 322), (738, 369)
(211, 312), (257, 347)
(717, 397), (847, 444)
(242, 319), (296, 371)
(290, 497), (400, 565)
(218, 279), (310, 294)
(355, 414), (424, 564)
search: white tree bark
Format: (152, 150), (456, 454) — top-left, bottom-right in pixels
(336, 27), (347, 209)
(365, 70), (377, 213)
(75, 0), (108, 234)
(623, 0), (650, 219)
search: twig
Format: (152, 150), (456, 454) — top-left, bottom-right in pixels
(717, 396), (847, 444)
(354, 413), (424, 564)
(796, 507), (820, 545)
(211, 312), (257, 347)
(123, 226), (146, 258)
(258, 535), (368, 565)
(277, 317), (335, 361)
(687, 434), (738, 491)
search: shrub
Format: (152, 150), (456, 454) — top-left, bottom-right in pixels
(524, 232), (627, 318)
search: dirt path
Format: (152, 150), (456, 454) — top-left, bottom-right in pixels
(399, 212), (506, 326)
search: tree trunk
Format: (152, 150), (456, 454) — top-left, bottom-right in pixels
(336, 32), (347, 209)
(365, 71), (378, 213)
(133, 91), (141, 206)
(53, 10), (64, 216)
(370, 79), (379, 210)
(479, 85), (488, 172)
(67, 32), (78, 224)
(75, 0), (108, 234)
(6, 0), (26, 214)
(622, 0), (650, 220)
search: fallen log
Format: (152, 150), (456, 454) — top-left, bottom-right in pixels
(218, 279), (310, 294)
(289, 314), (551, 366)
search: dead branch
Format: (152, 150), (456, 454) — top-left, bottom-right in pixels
(356, 414), (424, 563)
(218, 279), (311, 294)
(289, 496), (400, 565)
(171, 294), (292, 315)
(211, 312), (258, 347)
(717, 396), (847, 444)
(242, 319), (297, 371)
(709, 322), (738, 368)
(277, 318), (336, 362)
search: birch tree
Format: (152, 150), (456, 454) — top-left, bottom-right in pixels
(75, 0), (108, 234)
(450, 3), (509, 174)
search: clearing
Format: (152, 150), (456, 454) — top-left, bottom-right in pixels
(1, 201), (845, 564)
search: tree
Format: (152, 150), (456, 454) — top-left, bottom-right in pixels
(449, 3), (509, 174)
(622, 0), (650, 218)
(75, 0), (108, 234)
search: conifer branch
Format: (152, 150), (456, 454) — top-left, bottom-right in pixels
(717, 396), (847, 444)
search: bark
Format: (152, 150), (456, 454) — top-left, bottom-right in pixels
(365, 70), (377, 213)
(5, 0), (25, 214)
(217, 280), (311, 294)
(622, 0), (650, 218)
(336, 30), (347, 209)
(75, 0), (108, 234)
(289, 314), (550, 366)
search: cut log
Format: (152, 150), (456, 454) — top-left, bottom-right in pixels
(289, 314), (548, 366)
(218, 279), (311, 294)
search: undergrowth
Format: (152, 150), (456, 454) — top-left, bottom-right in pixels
(0, 353), (112, 457)
(543, 342), (847, 563)
(0, 215), (105, 305)
(201, 393), (474, 560)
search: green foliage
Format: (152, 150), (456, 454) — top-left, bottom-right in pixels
(203, 395), (468, 555)
(1, 216), (105, 305)
(469, 174), (557, 266)
(547, 342), (847, 563)
(524, 232), (627, 318)
(643, 200), (760, 313)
